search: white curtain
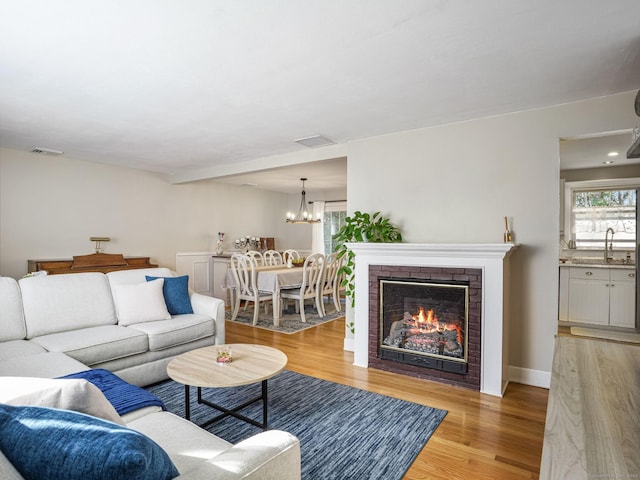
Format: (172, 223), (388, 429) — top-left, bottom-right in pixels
(311, 201), (325, 254)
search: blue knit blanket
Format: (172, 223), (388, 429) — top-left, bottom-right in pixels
(58, 369), (166, 415)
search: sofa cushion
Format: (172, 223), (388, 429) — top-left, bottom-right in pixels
(0, 352), (88, 378)
(112, 278), (172, 326)
(0, 277), (26, 341)
(128, 314), (214, 351)
(146, 275), (193, 315)
(19, 273), (117, 338)
(0, 339), (46, 362)
(0, 376), (124, 425)
(30, 325), (148, 366)
(127, 411), (231, 475)
(0, 404), (179, 480)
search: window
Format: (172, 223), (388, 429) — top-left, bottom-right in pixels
(564, 179), (638, 250)
(322, 201), (347, 255)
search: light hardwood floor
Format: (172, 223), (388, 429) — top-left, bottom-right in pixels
(540, 334), (640, 479)
(225, 316), (549, 479)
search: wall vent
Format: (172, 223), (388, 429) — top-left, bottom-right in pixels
(294, 135), (335, 148)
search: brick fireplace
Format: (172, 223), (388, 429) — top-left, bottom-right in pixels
(369, 265), (482, 390)
(346, 243), (517, 397)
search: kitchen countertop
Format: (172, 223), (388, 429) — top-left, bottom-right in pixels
(559, 261), (635, 270)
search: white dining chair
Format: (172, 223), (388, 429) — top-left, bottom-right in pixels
(263, 250), (283, 266)
(229, 253), (272, 325)
(317, 252), (341, 316)
(245, 250), (264, 267)
(333, 254), (346, 312)
(280, 253), (325, 322)
(282, 249), (300, 263)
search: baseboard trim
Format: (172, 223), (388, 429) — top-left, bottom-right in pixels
(508, 365), (550, 389)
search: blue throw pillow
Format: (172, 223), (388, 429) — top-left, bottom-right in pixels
(145, 275), (193, 315)
(0, 404), (179, 480)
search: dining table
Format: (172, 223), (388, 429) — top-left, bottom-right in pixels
(223, 264), (306, 326)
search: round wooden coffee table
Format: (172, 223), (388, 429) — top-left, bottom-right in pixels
(167, 343), (287, 430)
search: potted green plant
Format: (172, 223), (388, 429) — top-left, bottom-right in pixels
(333, 211), (403, 333)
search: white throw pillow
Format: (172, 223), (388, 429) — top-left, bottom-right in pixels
(112, 278), (171, 326)
(0, 377), (124, 425)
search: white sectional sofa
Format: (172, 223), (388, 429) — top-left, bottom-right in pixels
(0, 376), (301, 480)
(0, 267), (224, 385)
(0, 269), (301, 479)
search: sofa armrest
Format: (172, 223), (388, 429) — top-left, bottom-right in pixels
(177, 430), (301, 480)
(189, 293), (226, 344)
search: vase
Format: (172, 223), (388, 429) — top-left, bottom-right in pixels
(215, 241), (224, 256)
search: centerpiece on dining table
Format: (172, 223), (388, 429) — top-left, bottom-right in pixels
(291, 257), (306, 267)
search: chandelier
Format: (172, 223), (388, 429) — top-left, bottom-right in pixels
(285, 178), (321, 224)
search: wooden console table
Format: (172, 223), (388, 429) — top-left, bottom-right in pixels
(28, 253), (157, 275)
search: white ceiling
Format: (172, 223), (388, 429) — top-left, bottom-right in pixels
(1, 1), (640, 193)
(214, 157), (348, 195)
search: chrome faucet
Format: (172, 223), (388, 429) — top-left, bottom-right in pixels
(604, 228), (614, 263)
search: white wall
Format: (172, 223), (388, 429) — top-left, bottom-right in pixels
(1, 91), (636, 380)
(347, 91), (638, 378)
(0, 148), (298, 279)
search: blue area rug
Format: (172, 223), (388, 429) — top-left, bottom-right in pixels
(147, 370), (447, 479)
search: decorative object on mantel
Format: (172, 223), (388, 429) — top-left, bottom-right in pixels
(215, 232), (225, 256)
(503, 216), (513, 243)
(90, 236), (110, 253)
(333, 211), (403, 333)
(285, 178), (321, 224)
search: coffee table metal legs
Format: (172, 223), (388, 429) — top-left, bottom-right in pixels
(183, 380), (269, 430)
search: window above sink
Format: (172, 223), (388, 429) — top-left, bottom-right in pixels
(563, 178), (638, 251)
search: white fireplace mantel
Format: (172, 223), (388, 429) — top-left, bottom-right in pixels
(346, 242), (518, 397)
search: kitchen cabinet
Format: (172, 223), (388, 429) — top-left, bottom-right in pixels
(567, 267), (610, 325)
(609, 269), (636, 328)
(559, 265), (636, 327)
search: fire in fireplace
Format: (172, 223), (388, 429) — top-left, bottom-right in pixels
(379, 279), (469, 373)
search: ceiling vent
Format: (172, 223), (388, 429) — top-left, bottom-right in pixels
(294, 135), (335, 148)
(31, 147), (64, 155)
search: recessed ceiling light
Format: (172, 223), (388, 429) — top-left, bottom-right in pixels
(607, 151), (619, 157)
(294, 135), (335, 148)
(31, 147), (64, 155)
(602, 160), (614, 165)
(241, 182), (258, 187)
